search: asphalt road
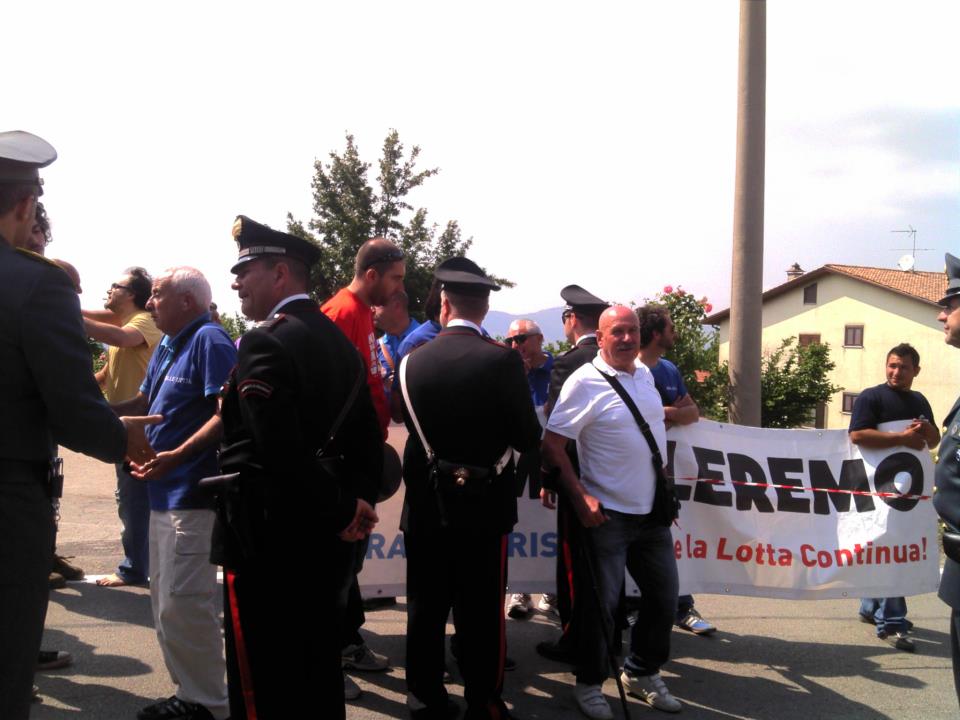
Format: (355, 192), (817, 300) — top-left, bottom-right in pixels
(32, 447), (959, 720)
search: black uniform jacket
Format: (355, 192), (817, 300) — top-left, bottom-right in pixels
(215, 297), (383, 568)
(544, 335), (599, 419)
(935, 396), (960, 609)
(0, 242), (125, 465)
(400, 326), (542, 536)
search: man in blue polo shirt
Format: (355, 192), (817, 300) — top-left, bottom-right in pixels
(637, 304), (717, 638)
(115, 267), (237, 720)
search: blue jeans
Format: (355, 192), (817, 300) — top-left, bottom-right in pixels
(575, 510), (678, 684)
(115, 463), (150, 583)
(860, 597), (908, 635)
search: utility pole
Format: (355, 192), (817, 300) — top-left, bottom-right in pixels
(728, 0), (766, 426)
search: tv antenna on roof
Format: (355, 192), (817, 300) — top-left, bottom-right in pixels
(891, 226), (932, 272)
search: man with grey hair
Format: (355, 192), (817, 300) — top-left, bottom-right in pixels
(115, 266), (237, 720)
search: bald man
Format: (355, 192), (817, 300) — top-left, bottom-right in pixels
(542, 306), (681, 717)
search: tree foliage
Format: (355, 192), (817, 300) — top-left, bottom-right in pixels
(220, 312), (250, 342)
(644, 286), (840, 427)
(759, 337), (842, 428)
(288, 130), (478, 315)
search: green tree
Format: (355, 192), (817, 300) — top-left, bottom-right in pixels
(288, 130), (483, 315)
(220, 312), (249, 342)
(643, 287), (730, 420)
(643, 286), (840, 427)
(759, 337), (842, 428)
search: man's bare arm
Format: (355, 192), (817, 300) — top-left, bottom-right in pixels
(82, 308), (123, 325)
(84, 317), (146, 348)
(541, 430), (607, 527)
(849, 427), (926, 451)
(131, 413), (224, 481)
(664, 393), (699, 427)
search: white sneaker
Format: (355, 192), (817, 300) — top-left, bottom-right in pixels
(344, 674), (362, 701)
(621, 671), (681, 713)
(506, 592), (532, 619)
(573, 683), (613, 720)
(342, 642), (390, 671)
(538, 593), (559, 616)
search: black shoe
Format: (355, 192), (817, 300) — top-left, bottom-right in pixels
(137, 696), (214, 720)
(37, 650), (73, 670)
(536, 639), (574, 665)
(48, 572), (66, 590)
(52, 554), (85, 581)
(408, 693), (460, 720)
(363, 595), (399, 611)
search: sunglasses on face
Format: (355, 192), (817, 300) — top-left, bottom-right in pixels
(506, 334), (537, 345)
(110, 283), (132, 292)
(561, 310), (575, 323)
(361, 248), (406, 271)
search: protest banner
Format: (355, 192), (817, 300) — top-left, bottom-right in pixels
(359, 420), (940, 600)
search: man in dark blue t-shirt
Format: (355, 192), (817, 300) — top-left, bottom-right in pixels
(637, 304), (716, 636)
(849, 342), (939, 653)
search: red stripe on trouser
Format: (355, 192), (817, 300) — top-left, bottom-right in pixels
(226, 570), (258, 720)
(487, 534), (508, 720)
(561, 507), (576, 635)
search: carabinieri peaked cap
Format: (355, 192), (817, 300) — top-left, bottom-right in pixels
(561, 284), (609, 320)
(434, 256), (501, 297)
(0, 131), (57, 195)
(940, 253), (960, 306)
(230, 215), (322, 273)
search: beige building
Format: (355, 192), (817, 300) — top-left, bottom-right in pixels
(706, 264), (958, 430)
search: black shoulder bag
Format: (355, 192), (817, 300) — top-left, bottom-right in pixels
(596, 367), (680, 527)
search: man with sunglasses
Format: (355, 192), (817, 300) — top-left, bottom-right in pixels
(504, 319), (553, 620)
(82, 268), (163, 587)
(322, 237), (405, 694)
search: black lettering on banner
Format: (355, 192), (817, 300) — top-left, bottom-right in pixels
(874, 452), (923, 512)
(666, 441), (689, 500)
(767, 457), (809, 513)
(728, 453), (774, 512)
(808, 459), (874, 515)
(692, 447), (732, 507)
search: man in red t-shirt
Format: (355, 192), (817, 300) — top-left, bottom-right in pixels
(321, 237), (405, 699)
(321, 238), (405, 438)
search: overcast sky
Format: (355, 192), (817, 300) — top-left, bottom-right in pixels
(6, 1), (958, 317)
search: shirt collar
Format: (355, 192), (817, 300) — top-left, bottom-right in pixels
(593, 352), (640, 379)
(161, 312), (210, 353)
(446, 318), (483, 334)
(267, 293), (311, 319)
(576, 333), (597, 346)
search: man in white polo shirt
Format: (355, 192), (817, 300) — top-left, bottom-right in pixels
(542, 305), (681, 718)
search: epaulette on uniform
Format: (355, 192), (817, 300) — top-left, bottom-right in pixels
(15, 247), (59, 268)
(482, 336), (510, 350)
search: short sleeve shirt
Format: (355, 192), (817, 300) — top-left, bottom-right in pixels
(849, 383), (935, 431)
(103, 310), (163, 403)
(321, 288), (390, 435)
(546, 354), (666, 515)
(140, 314), (237, 511)
(649, 358), (688, 406)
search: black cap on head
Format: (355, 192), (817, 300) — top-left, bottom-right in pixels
(561, 284), (609, 319)
(0, 131), (57, 195)
(231, 215), (321, 273)
(939, 253), (960, 306)
(435, 256), (500, 297)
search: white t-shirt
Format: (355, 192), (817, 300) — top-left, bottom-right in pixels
(546, 354), (667, 515)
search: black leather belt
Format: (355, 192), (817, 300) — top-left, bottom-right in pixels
(0, 458), (48, 484)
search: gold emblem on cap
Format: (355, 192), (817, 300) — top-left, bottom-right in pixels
(232, 217), (243, 240)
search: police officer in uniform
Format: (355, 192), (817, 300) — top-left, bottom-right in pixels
(934, 252), (960, 707)
(537, 286), (607, 664)
(398, 257), (542, 720)
(214, 216), (383, 720)
(0, 131), (157, 719)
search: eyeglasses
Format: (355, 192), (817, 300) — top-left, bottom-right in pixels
(360, 248), (406, 271)
(506, 334), (532, 345)
(110, 283), (132, 292)
(561, 310), (575, 322)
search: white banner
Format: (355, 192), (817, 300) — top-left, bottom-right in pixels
(359, 420), (940, 600)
